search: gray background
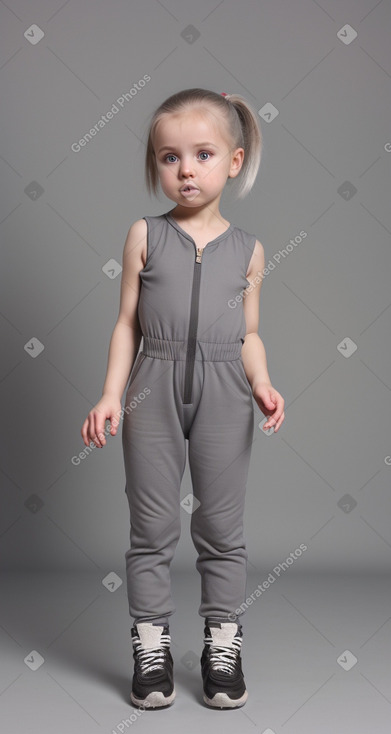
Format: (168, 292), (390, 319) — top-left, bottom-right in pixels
(1, 1), (390, 732)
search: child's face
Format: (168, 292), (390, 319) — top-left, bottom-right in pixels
(153, 108), (244, 209)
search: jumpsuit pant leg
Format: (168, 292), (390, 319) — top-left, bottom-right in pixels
(188, 357), (254, 626)
(122, 355), (187, 627)
(122, 342), (254, 628)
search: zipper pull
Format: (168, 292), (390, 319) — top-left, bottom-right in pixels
(196, 247), (203, 263)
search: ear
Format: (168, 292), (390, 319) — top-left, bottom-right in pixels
(229, 147), (245, 179)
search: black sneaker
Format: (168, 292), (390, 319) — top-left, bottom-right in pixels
(130, 622), (175, 708)
(200, 621), (248, 708)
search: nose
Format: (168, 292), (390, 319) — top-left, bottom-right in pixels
(179, 156), (195, 178)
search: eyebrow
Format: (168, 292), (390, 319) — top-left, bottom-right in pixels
(157, 142), (218, 154)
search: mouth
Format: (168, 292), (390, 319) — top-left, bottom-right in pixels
(180, 185), (199, 192)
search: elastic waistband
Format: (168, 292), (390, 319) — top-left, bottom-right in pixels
(142, 336), (242, 361)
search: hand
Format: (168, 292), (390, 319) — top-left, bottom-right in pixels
(252, 382), (285, 433)
(81, 395), (122, 448)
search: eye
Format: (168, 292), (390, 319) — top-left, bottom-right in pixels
(198, 151), (211, 160)
(164, 154), (177, 163)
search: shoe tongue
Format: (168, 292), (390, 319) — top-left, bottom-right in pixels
(208, 622), (238, 645)
(136, 623), (165, 649)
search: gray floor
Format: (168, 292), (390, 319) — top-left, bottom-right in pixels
(0, 570), (390, 733)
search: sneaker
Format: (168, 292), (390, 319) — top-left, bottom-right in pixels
(130, 622), (175, 708)
(200, 621), (248, 708)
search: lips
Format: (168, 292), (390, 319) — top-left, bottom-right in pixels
(180, 185), (199, 192)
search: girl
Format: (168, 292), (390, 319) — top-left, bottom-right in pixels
(81, 88), (285, 710)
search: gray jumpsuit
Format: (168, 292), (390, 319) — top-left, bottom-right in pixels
(122, 211), (257, 627)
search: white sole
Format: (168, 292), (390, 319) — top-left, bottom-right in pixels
(130, 688), (176, 708)
(203, 689), (248, 708)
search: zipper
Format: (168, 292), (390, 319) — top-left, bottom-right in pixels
(183, 246), (204, 403)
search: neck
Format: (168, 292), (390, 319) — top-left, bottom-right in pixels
(169, 202), (224, 230)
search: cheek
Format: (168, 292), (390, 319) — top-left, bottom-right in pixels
(158, 166), (175, 186)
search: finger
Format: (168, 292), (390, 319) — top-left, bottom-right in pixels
(82, 418), (94, 447)
(269, 398), (284, 421)
(269, 412), (282, 429)
(268, 395), (278, 408)
(90, 413), (104, 448)
(263, 416), (274, 429)
(94, 416), (107, 446)
(265, 411), (282, 430)
(274, 412), (285, 432)
(110, 414), (120, 435)
(81, 419), (89, 446)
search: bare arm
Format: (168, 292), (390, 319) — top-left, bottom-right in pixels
(241, 240), (272, 389)
(242, 239), (285, 432)
(102, 218), (147, 400)
(81, 218), (147, 448)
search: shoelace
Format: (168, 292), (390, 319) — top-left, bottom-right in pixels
(132, 631), (171, 674)
(204, 634), (242, 675)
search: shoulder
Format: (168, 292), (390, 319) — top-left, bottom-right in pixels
(123, 218), (148, 268)
(232, 223), (263, 255)
(230, 223), (264, 275)
(246, 238), (264, 277)
(126, 218), (148, 240)
(253, 238), (264, 258)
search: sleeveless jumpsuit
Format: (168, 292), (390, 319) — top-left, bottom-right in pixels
(122, 211), (257, 627)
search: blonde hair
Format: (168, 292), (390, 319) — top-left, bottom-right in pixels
(144, 87), (262, 200)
